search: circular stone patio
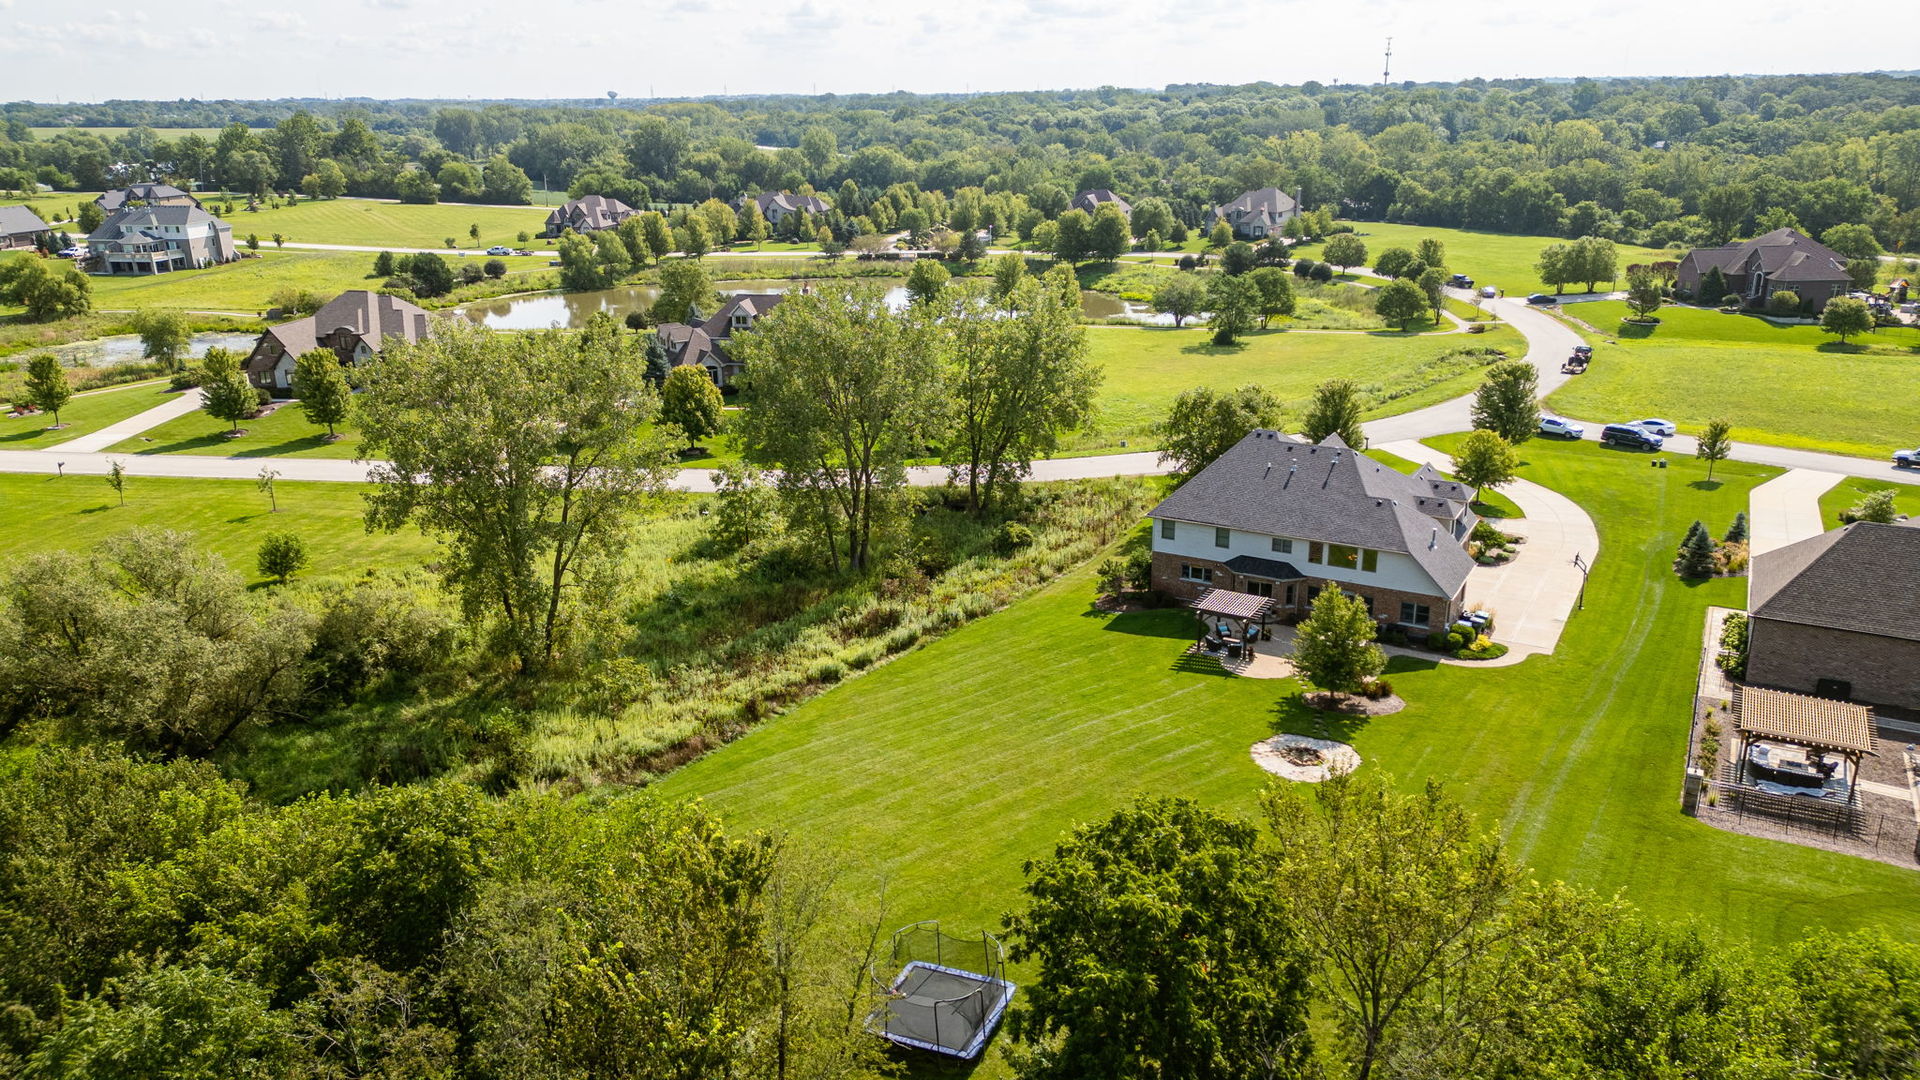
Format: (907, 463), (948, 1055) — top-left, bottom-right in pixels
(1250, 734), (1361, 782)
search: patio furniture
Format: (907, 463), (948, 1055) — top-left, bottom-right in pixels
(1728, 687), (1876, 810)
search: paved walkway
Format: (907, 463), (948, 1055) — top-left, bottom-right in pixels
(1747, 469), (1843, 556)
(1379, 439), (1599, 661)
(49, 389), (203, 454)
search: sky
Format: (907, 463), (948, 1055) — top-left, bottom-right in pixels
(0, 0), (1909, 103)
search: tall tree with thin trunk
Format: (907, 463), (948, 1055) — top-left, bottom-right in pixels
(1468, 359), (1540, 445)
(733, 285), (948, 573)
(1451, 429), (1519, 505)
(358, 316), (675, 673)
(131, 308), (192, 372)
(24, 355), (71, 426)
(1696, 418), (1733, 480)
(941, 279), (1100, 514)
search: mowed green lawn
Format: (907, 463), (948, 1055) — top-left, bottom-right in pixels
(222, 198), (553, 250)
(1079, 322), (1528, 449)
(108, 397), (366, 460)
(0, 380), (175, 448)
(83, 251), (554, 314)
(1818, 475), (1920, 528)
(660, 438), (1920, 990)
(0, 473), (431, 583)
(1546, 301), (1920, 459)
(1325, 222), (1671, 296)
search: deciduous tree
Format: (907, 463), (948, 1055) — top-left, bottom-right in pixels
(290, 350), (354, 437)
(659, 364), (724, 450)
(1696, 417), (1733, 480)
(904, 258), (950, 305)
(1821, 296), (1872, 344)
(1153, 384), (1281, 481)
(1451, 429), (1520, 503)
(24, 354), (71, 425)
(1300, 378), (1367, 448)
(1249, 266), (1296, 328)
(1206, 274), (1259, 345)
(1373, 277), (1427, 330)
(1290, 586), (1385, 695)
(1468, 359), (1540, 444)
(652, 258), (719, 325)
(1322, 233), (1367, 272)
(1151, 274), (1206, 328)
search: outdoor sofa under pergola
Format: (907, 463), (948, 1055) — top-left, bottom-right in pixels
(1722, 686), (1877, 824)
(1189, 588), (1275, 659)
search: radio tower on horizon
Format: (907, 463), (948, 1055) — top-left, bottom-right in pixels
(1382, 37), (1393, 85)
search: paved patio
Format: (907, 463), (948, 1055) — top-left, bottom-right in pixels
(1377, 440), (1599, 660)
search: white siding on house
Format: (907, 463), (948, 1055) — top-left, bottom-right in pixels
(1151, 517), (1444, 598)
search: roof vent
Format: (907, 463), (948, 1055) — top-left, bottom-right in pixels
(1430, 527), (1438, 550)
(1264, 461), (1272, 478)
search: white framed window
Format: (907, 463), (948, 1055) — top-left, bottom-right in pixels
(1400, 602), (1432, 626)
(1180, 564), (1213, 583)
(1271, 537), (1293, 554)
(1160, 519), (1175, 540)
(1214, 527), (1230, 549)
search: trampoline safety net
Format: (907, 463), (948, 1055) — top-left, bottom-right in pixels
(867, 921), (1016, 1060)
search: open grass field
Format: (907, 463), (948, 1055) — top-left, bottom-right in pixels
(107, 398), (367, 460)
(75, 250), (556, 314)
(218, 198), (553, 250)
(1323, 222), (1671, 296)
(0, 473), (430, 583)
(659, 437), (1920, 1034)
(1546, 300), (1920, 459)
(1076, 322), (1527, 451)
(0, 380), (175, 449)
(1817, 476), (1920, 528)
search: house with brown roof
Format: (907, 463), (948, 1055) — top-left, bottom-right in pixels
(1146, 430), (1478, 634)
(736, 191), (830, 226)
(95, 183), (201, 213)
(0, 206), (50, 250)
(244, 290), (434, 397)
(1070, 189), (1131, 216)
(1207, 188), (1301, 239)
(651, 293), (783, 388)
(1675, 228), (1853, 312)
(543, 195), (636, 237)
(1745, 520), (1920, 708)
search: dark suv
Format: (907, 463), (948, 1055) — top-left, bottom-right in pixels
(1601, 423), (1664, 450)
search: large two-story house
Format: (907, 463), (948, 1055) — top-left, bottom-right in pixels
(1206, 187), (1301, 239)
(244, 290), (434, 396)
(652, 293), (785, 389)
(737, 191), (830, 226)
(1745, 520), (1920, 708)
(85, 204), (236, 274)
(543, 195), (636, 237)
(1147, 431), (1478, 634)
(1675, 228), (1853, 312)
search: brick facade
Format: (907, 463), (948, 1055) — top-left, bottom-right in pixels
(1746, 617), (1920, 709)
(1151, 551), (1459, 632)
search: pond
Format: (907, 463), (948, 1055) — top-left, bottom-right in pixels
(49, 331), (260, 367)
(453, 278), (1162, 329)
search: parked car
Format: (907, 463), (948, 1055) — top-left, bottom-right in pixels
(1601, 423), (1664, 450)
(1526, 293), (1557, 305)
(1572, 344), (1592, 358)
(55, 247), (82, 258)
(1895, 447), (1920, 468)
(1628, 418), (1677, 436)
(1448, 273), (1473, 289)
(1479, 285), (1497, 298)
(486, 246), (512, 256)
(1540, 416), (1586, 439)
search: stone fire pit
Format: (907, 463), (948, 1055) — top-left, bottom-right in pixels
(1251, 734), (1361, 783)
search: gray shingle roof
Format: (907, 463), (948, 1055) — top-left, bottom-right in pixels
(1222, 555), (1302, 580)
(96, 183), (199, 211)
(0, 205), (49, 238)
(87, 203), (224, 241)
(1071, 189), (1131, 215)
(545, 195), (634, 232)
(1148, 430), (1477, 596)
(1750, 521), (1920, 643)
(247, 291), (432, 374)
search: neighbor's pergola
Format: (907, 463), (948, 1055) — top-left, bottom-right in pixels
(1732, 685), (1877, 807)
(1190, 588), (1275, 645)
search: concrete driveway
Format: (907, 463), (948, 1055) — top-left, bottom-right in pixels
(1747, 469), (1843, 556)
(1379, 439), (1599, 660)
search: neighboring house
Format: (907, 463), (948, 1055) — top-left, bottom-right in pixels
(1146, 430), (1478, 634)
(652, 293), (782, 388)
(1207, 187), (1301, 239)
(244, 290), (434, 396)
(543, 195), (636, 237)
(1745, 520), (1920, 709)
(85, 204), (237, 273)
(737, 191), (830, 225)
(1070, 189), (1131, 216)
(0, 205), (49, 250)
(95, 183), (201, 212)
(1675, 228), (1853, 311)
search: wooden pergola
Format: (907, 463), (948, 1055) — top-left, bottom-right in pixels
(1732, 686), (1877, 807)
(1189, 588), (1276, 647)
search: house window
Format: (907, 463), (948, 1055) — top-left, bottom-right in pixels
(1400, 602), (1431, 626)
(1180, 564), (1213, 584)
(1245, 581), (1274, 598)
(1271, 537), (1293, 554)
(1214, 527), (1230, 549)
(1160, 519), (1176, 540)
(1361, 550), (1378, 572)
(1284, 584), (1296, 606)
(1329, 544), (1360, 569)
(1308, 541), (1324, 564)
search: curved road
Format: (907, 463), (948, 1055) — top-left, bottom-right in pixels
(1, 291), (1914, 491)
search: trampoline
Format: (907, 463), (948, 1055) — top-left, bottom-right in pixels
(867, 921), (1016, 1060)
